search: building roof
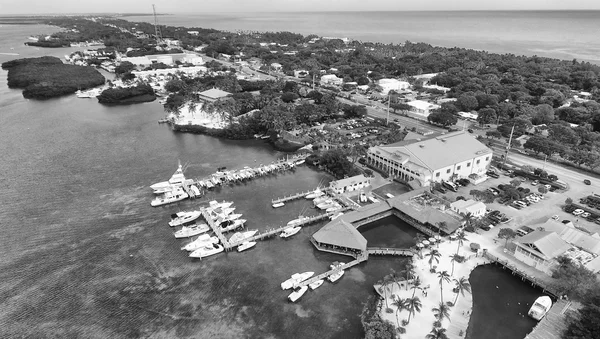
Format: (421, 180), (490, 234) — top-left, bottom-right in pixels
(370, 131), (492, 171)
(406, 100), (440, 111)
(312, 218), (367, 251)
(538, 219), (600, 255)
(198, 88), (232, 100)
(330, 174), (369, 189)
(516, 231), (571, 260)
(450, 199), (486, 213)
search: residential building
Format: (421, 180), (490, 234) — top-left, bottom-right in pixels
(406, 100), (441, 117)
(423, 84), (451, 93)
(458, 111), (478, 120)
(329, 175), (371, 194)
(450, 199), (486, 218)
(514, 231), (571, 275)
(197, 88), (232, 102)
(366, 132), (492, 186)
(270, 62), (283, 71)
(377, 78), (410, 95)
(320, 74), (343, 86)
(294, 69), (309, 78)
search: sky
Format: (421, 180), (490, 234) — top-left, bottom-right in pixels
(1, 0), (600, 15)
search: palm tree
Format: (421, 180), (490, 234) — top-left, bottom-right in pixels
(378, 274), (392, 309)
(391, 296), (408, 327)
(449, 254), (462, 276)
(411, 276), (422, 298)
(405, 296), (422, 324)
(436, 221), (448, 243)
(463, 212), (473, 229)
(426, 327), (449, 339)
(427, 249), (441, 270)
(415, 233), (426, 258)
(453, 277), (472, 305)
(455, 232), (468, 255)
(390, 268), (402, 293)
(432, 302), (451, 323)
(404, 262), (415, 290)
(437, 270), (451, 303)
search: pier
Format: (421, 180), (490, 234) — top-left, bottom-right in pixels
(271, 188), (330, 205)
(201, 210), (230, 248)
(294, 252), (369, 288)
(367, 247), (415, 257)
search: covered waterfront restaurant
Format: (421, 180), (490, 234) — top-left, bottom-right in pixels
(311, 218), (368, 257)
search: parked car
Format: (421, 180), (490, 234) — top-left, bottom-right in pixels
(581, 212), (591, 218)
(531, 180), (539, 186)
(584, 179), (591, 185)
(551, 215), (560, 221)
(486, 171), (500, 179)
(457, 178), (471, 186)
(435, 186), (447, 194)
(514, 200), (528, 208)
(573, 209), (585, 216)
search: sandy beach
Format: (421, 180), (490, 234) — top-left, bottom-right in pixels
(175, 102), (230, 129)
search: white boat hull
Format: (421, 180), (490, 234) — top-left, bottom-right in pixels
(280, 226), (301, 238)
(237, 241), (256, 252)
(328, 270), (344, 283)
(189, 244), (224, 258)
(288, 286), (308, 302)
(169, 210), (202, 227)
(309, 279), (324, 290)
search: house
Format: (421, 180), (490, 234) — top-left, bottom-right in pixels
(119, 56), (153, 66)
(197, 88), (232, 102)
(406, 100), (441, 117)
(514, 231), (571, 275)
(366, 131), (492, 186)
(187, 31), (199, 35)
(320, 74), (343, 86)
(378, 78), (410, 95)
(294, 69), (309, 78)
(329, 175), (371, 194)
(183, 54), (204, 65)
(450, 199), (486, 218)
(457, 111), (478, 120)
(423, 84), (451, 93)
(247, 58), (262, 69)
(270, 62), (283, 71)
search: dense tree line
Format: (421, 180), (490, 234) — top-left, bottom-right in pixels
(97, 83), (155, 104)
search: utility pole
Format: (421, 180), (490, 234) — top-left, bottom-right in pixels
(542, 154), (548, 171)
(386, 94), (391, 126)
(502, 125), (515, 168)
(152, 4), (163, 45)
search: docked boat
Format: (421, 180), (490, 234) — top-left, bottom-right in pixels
(329, 262), (345, 269)
(221, 218), (246, 231)
(280, 226), (301, 238)
(287, 216), (310, 226)
(189, 243), (224, 258)
(281, 271), (315, 290)
(308, 279), (324, 290)
(205, 181), (215, 189)
(208, 200), (234, 209)
(305, 188), (325, 199)
(220, 213), (242, 223)
(237, 241), (257, 252)
(528, 296), (553, 321)
(295, 159), (306, 165)
(174, 223), (210, 238)
(169, 210), (202, 227)
(150, 162), (186, 192)
(328, 270), (344, 283)
(150, 189), (188, 207)
(326, 204), (342, 213)
(272, 202), (285, 208)
(329, 212), (344, 220)
(182, 236), (219, 251)
(316, 200), (336, 210)
(229, 230), (258, 243)
(313, 196), (330, 205)
(288, 286), (308, 302)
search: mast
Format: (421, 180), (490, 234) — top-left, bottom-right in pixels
(152, 4), (163, 45)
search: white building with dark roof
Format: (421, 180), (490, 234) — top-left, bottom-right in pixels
(514, 231), (572, 274)
(366, 132), (492, 186)
(329, 174), (371, 194)
(406, 100), (441, 117)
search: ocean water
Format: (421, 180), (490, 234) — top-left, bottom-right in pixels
(125, 11), (600, 64)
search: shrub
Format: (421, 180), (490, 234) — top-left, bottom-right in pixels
(401, 319), (409, 326)
(398, 327), (406, 334)
(433, 320), (442, 328)
(459, 330), (464, 337)
(386, 307), (394, 313)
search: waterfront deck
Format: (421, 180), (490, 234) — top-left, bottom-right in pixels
(294, 252), (369, 289)
(524, 300), (575, 339)
(367, 247), (414, 257)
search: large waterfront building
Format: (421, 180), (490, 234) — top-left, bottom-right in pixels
(366, 132), (492, 186)
(514, 231), (571, 275)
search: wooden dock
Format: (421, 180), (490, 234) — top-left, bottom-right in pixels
(367, 247), (415, 257)
(294, 252), (369, 288)
(271, 187), (331, 205)
(201, 210), (230, 248)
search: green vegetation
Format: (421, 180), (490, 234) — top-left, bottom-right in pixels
(360, 295), (398, 339)
(24, 40), (70, 48)
(1, 56), (105, 99)
(551, 256), (599, 301)
(563, 295), (600, 339)
(97, 84), (156, 104)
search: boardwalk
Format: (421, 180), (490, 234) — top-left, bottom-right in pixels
(294, 252), (369, 288)
(524, 300), (575, 339)
(367, 247), (414, 257)
(201, 210), (230, 248)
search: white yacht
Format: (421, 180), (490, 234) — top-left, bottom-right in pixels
(150, 162), (186, 192)
(169, 210), (202, 227)
(313, 196), (330, 205)
(329, 262), (345, 270)
(288, 286), (308, 302)
(189, 243), (224, 258)
(280, 226), (301, 238)
(528, 296), (552, 321)
(220, 213), (242, 224)
(316, 200), (336, 210)
(182, 236), (219, 252)
(326, 204), (342, 213)
(229, 230), (258, 243)
(272, 202), (285, 208)
(305, 188), (324, 199)
(287, 216), (310, 226)
(237, 241), (256, 252)
(280, 271), (314, 290)
(174, 223), (210, 238)
(309, 279), (324, 290)
(150, 189), (188, 207)
(328, 270), (344, 283)
(220, 218), (246, 231)
(208, 200), (234, 209)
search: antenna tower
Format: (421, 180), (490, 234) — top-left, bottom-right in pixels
(152, 4), (163, 44)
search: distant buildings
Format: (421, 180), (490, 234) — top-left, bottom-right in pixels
(329, 175), (371, 194)
(406, 100), (441, 117)
(320, 74), (343, 86)
(377, 78), (410, 95)
(270, 63), (283, 71)
(423, 84), (451, 93)
(366, 132), (492, 186)
(458, 111), (478, 120)
(119, 53), (204, 67)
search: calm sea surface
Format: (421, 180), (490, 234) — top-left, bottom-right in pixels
(0, 22), (545, 338)
(125, 11), (600, 64)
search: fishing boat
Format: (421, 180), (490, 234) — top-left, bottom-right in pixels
(305, 188), (324, 199)
(528, 296), (553, 321)
(316, 200), (336, 210)
(150, 162), (186, 192)
(150, 188), (188, 207)
(328, 270), (344, 283)
(288, 286), (308, 302)
(174, 223), (210, 238)
(272, 202), (285, 208)
(189, 243), (224, 258)
(182, 236), (219, 251)
(229, 230), (258, 243)
(308, 279), (324, 290)
(208, 200), (234, 209)
(237, 241), (256, 252)
(287, 216), (310, 226)
(169, 210), (202, 227)
(312, 196), (330, 205)
(221, 213), (243, 223)
(280, 271), (315, 290)
(280, 226), (301, 238)
(220, 219), (246, 231)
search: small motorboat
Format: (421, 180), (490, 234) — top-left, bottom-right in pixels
(169, 210), (202, 227)
(189, 243), (224, 258)
(288, 286), (308, 302)
(182, 236), (219, 251)
(229, 230), (258, 243)
(237, 241), (257, 252)
(150, 189), (188, 207)
(328, 270), (344, 283)
(174, 223), (209, 238)
(329, 262), (345, 270)
(528, 296), (552, 321)
(281, 271), (314, 290)
(287, 216), (309, 226)
(305, 188), (324, 199)
(272, 202), (285, 208)
(309, 279), (324, 290)
(280, 226), (301, 238)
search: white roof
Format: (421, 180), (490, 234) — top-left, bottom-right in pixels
(330, 175), (369, 189)
(450, 199), (486, 213)
(407, 100), (440, 110)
